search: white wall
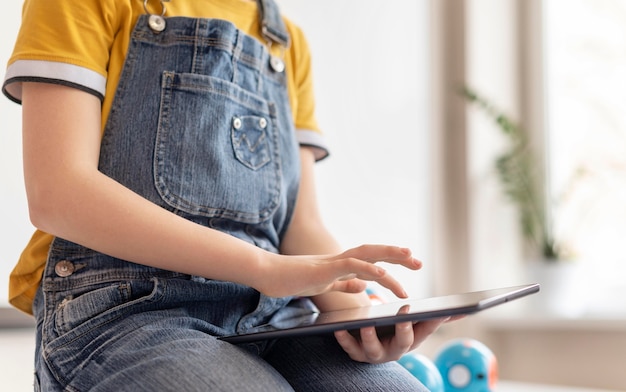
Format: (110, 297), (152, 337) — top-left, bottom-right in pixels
(276, 1), (432, 299)
(0, 1), (433, 305)
(0, 1), (32, 307)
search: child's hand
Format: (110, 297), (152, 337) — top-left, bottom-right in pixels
(255, 244), (422, 298)
(334, 318), (448, 364)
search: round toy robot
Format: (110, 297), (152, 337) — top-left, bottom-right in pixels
(398, 353), (445, 392)
(434, 338), (498, 392)
(365, 287), (385, 305)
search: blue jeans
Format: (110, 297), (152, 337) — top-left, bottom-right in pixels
(33, 268), (426, 391)
(33, 2), (428, 391)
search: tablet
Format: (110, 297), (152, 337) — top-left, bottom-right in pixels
(219, 283), (540, 343)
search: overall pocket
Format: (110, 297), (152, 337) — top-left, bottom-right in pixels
(155, 71), (282, 224)
(48, 278), (163, 338)
(43, 278), (165, 385)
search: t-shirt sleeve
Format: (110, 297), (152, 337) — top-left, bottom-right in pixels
(2, 0), (118, 103)
(285, 21), (330, 161)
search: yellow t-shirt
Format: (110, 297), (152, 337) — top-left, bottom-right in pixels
(3, 0), (328, 315)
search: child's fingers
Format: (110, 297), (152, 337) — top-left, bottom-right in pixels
(338, 244), (422, 271)
(327, 257), (408, 298)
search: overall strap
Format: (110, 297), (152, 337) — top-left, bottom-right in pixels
(256, 0), (290, 48)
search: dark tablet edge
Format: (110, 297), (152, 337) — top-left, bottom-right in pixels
(220, 283), (540, 344)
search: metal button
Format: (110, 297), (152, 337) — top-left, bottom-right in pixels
(233, 117), (242, 129)
(270, 56), (285, 73)
(259, 118), (267, 129)
(148, 15), (166, 32)
(55, 260), (75, 277)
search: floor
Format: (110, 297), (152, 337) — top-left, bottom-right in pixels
(0, 329), (618, 391)
(498, 382), (620, 392)
(0, 329), (34, 391)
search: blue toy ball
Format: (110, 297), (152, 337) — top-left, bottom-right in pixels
(398, 353), (445, 392)
(434, 338), (498, 392)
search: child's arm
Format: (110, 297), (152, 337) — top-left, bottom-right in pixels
(21, 81), (417, 299)
(280, 146), (446, 364)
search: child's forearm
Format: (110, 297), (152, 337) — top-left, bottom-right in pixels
(21, 82), (419, 300)
(22, 82), (271, 290)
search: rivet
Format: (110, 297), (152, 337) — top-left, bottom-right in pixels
(54, 260), (75, 277)
(233, 117), (242, 129)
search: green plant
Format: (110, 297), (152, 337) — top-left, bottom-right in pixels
(462, 86), (560, 260)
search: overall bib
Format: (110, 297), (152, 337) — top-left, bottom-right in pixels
(32, 1), (428, 390)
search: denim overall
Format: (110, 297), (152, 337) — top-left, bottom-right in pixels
(32, 1), (428, 390)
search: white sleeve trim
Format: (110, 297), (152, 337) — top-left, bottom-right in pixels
(297, 129), (330, 161)
(3, 60), (106, 103)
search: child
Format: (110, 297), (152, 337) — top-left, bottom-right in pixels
(2, 0), (444, 390)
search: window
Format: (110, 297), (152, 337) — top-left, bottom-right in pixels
(545, 0), (626, 313)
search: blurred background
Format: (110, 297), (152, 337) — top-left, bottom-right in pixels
(1, 0), (625, 390)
